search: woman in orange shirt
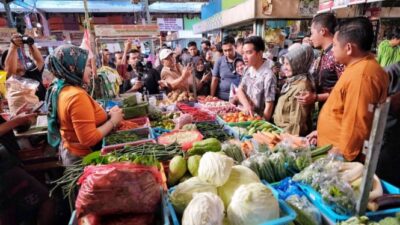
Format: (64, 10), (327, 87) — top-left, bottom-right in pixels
(46, 45), (123, 166)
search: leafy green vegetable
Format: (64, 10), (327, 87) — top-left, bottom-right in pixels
(105, 131), (140, 145)
(222, 143), (245, 163)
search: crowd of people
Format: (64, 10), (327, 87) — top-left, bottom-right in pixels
(0, 12), (399, 224)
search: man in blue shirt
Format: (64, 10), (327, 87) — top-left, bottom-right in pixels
(211, 36), (242, 100)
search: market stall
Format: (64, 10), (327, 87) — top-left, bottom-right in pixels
(46, 90), (399, 225)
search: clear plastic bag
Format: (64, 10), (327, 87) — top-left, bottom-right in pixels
(75, 163), (162, 218)
(286, 194), (322, 225)
(6, 76), (39, 115)
(319, 177), (356, 215)
(276, 134), (312, 172)
(292, 156), (341, 186)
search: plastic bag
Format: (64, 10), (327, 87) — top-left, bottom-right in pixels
(286, 195), (322, 225)
(275, 134), (312, 173)
(6, 76), (39, 115)
(274, 178), (304, 200)
(319, 177), (356, 215)
(174, 114), (193, 130)
(293, 156), (340, 187)
(75, 163), (162, 218)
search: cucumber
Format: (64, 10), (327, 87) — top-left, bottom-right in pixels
(311, 144), (333, 157)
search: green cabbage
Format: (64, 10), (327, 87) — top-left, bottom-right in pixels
(227, 183), (279, 225)
(198, 152), (234, 187)
(182, 192), (224, 225)
(218, 165), (260, 208)
(170, 177), (217, 214)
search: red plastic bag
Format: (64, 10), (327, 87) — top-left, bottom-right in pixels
(75, 163), (162, 218)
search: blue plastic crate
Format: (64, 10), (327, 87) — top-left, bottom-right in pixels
(167, 181), (296, 225)
(300, 180), (400, 223)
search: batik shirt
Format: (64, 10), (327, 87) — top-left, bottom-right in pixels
(312, 44), (345, 93)
(240, 61), (276, 115)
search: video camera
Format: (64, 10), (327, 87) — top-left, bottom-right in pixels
(20, 35), (35, 46)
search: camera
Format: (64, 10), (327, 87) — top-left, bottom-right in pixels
(20, 35), (34, 45)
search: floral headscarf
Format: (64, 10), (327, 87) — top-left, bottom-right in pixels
(45, 45), (89, 149)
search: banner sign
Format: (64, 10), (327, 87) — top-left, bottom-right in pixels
(94, 25), (159, 37)
(157, 18), (183, 32)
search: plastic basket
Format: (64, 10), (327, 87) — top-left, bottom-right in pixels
(300, 180), (400, 223)
(151, 127), (171, 139)
(69, 189), (171, 225)
(102, 127), (154, 149)
(167, 181), (296, 225)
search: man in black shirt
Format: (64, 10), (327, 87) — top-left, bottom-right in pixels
(2, 34), (46, 101)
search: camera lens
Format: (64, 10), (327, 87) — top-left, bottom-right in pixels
(22, 36), (34, 45)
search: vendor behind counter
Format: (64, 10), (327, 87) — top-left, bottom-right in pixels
(45, 45), (123, 166)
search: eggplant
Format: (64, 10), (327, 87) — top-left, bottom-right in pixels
(373, 194), (400, 210)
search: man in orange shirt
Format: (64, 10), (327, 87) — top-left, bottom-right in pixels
(308, 17), (389, 161)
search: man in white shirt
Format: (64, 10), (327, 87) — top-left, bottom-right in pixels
(237, 36), (277, 121)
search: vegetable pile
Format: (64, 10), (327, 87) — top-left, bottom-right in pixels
(102, 142), (182, 161)
(195, 122), (233, 142)
(167, 90), (195, 102)
(158, 130), (203, 151)
(240, 135), (313, 183)
(293, 157), (386, 215)
(105, 131), (144, 146)
(197, 95), (220, 103)
(232, 120), (282, 138)
(338, 214), (400, 225)
(177, 103), (215, 122)
(117, 120), (140, 131)
(150, 111), (180, 130)
(51, 143), (181, 200)
(220, 112), (262, 123)
(199, 101), (239, 114)
(169, 151), (280, 225)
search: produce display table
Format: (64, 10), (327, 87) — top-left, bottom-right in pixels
(60, 95), (398, 225)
